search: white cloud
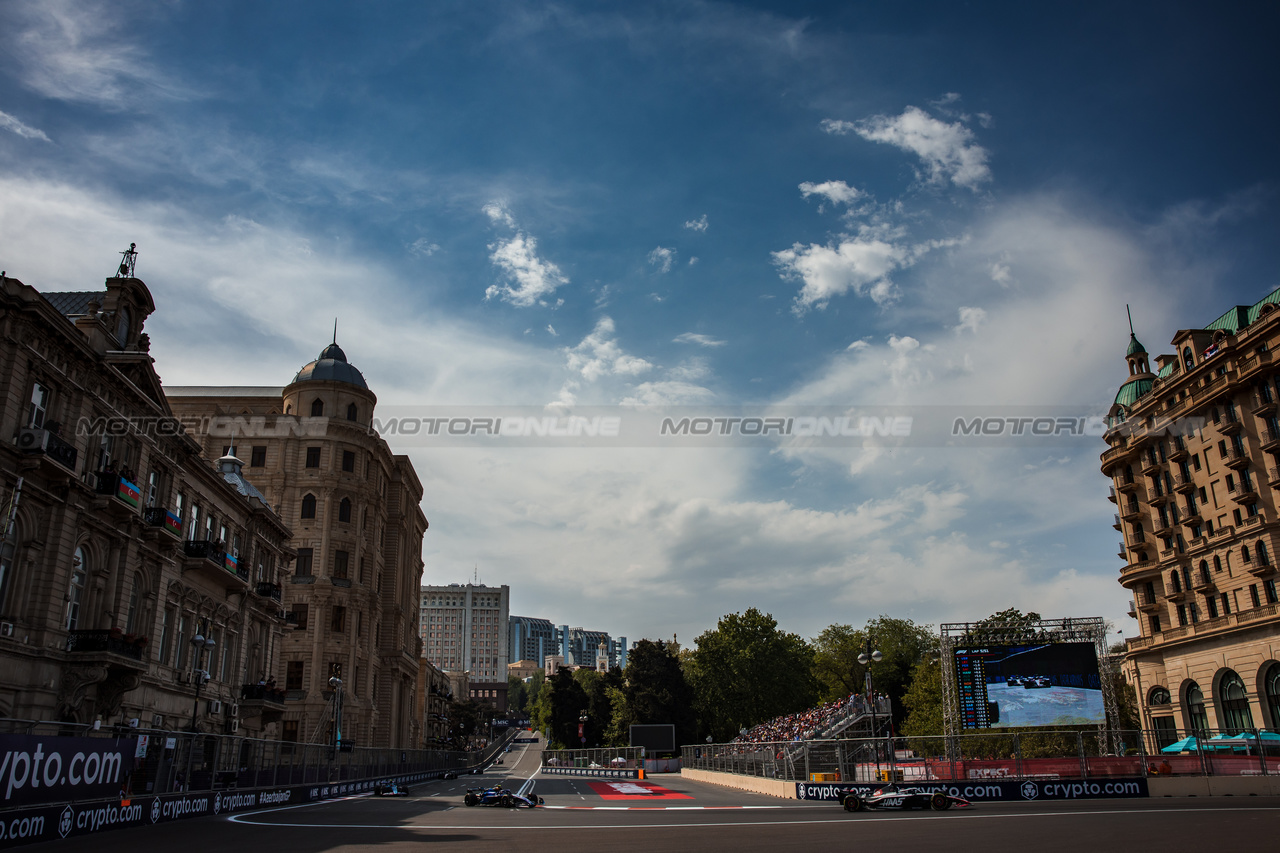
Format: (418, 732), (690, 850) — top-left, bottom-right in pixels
(0, 110), (50, 141)
(990, 252), (1012, 286)
(482, 201), (516, 228)
(799, 180), (861, 205)
(826, 106), (992, 190)
(774, 233), (907, 311)
(846, 339), (870, 351)
(485, 233), (569, 307)
(620, 380), (716, 407)
(955, 306), (986, 334)
(674, 332), (726, 347)
(408, 237), (439, 257)
(688, 256), (698, 266)
(563, 316), (653, 382)
(546, 324), (558, 337)
(684, 214), (708, 232)
(648, 246), (676, 273)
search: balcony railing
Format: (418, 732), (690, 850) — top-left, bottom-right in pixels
(93, 472), (141, 510)
(255, 582), (282, 602)
(65, 629), (145, 661)
(143, 506), (184, 538)
(240, 683), (288, 705)
(1221, 446), (1250, 468)
(17, 427), (78, 471)
(183, 540), (251, 584)
(1263, 429), (1280, 450)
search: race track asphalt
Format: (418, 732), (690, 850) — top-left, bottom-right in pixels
(23, 737), (1280, 852)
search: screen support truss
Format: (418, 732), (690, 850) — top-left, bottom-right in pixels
(940, 617), (1118, 755)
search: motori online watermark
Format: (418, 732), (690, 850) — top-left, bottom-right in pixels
(66, 407), (1187, 448)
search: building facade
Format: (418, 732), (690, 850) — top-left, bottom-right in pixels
(508, 615), (555, 667)
(166, 344), (428, 749)
(0, 265), (293, 737)
(1104, 294), (1280, 743)
(420, 583), (509, 709)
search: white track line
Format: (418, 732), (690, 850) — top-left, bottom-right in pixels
(227, 805), (1280, 831)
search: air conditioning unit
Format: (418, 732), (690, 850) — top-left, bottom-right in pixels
(152, 714), (164, 728)
(127, 717), (140, 728)
(227, 719), (240, 734)
(0, 622), (14, 638)
(208, 699), (223, 715)
(17, 428), (48, 452)
(230, 703), (239, 717)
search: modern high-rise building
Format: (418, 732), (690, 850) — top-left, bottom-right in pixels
(508, 615), (555, 666)
(167, 343), (429, 750)
(1103, 293), (1280, 743)
(420, 583), (509, 709)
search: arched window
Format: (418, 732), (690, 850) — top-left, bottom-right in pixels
(1186, 683), (1209, 733)
(311, 398), (324, 417)
(1171, 571), (1182, 593)
(301, 494), (316, 520)
(0, 523), (17, 615)
(1149, 686), (1172, 706)
(1200, 560), (1210, 584)
(346, 403), (357, 422)
(1265, 663), (1280, 729)
(339, 498), (352, 523)
(1183, 347), (1194, 371)
(66, 547), (87, 631)
(1259, 541), (1270, 566)
(1243, 545), (1253, 563)
(1213, 555), (1222, 572)
(1219, 671), (1253, 731)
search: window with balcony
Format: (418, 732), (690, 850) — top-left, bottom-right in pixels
(1260, 541), (1270, 565)
(1266, 579), (1278, 604)
(1220, 592), (1231, 615)
(1251, 584), (1262, 608)
(1206, 595), (1219, 618)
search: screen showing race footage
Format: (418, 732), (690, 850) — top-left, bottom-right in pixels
(954, 642), (1103, 729)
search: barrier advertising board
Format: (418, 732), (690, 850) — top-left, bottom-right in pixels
(795, 777), (1148, 803)
(0, 735), (137, 808)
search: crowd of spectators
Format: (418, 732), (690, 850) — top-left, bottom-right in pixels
(732, 693), (884, 744)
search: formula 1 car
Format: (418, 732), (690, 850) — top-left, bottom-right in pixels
(462, 785), (544, 808)
(839, 785), (971, 812)
(373, 780), (410, 797)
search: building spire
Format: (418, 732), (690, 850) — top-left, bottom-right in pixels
(333, 318), (338, 345)
(1126, 304), (1134, 336)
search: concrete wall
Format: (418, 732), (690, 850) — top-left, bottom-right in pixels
(680, 768), (797, 799)
(1148, 775), (1280, 796)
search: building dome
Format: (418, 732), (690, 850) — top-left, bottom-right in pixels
(1114, 376), (1153, 409)
(1126, 334), (1147, 356)
(291, 342), (369, 389)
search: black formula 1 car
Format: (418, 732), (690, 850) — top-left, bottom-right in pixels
(839, 785), (971, 812)
(463, 785), (544, 808)
(373, 780), (410, 797)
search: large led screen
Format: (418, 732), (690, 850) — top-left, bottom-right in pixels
(954, 642), (1103, 729)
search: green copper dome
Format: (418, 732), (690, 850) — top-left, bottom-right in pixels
(1126, 334), (1146, 356)
(1114, 377), (1153, 409)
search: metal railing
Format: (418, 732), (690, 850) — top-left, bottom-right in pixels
(683, 727), (1280, 782)
(543, 746), (644, 769)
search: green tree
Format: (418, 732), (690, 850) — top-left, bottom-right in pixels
(607, 639), (697, 749)
(901, 654), (944, 738)
(812, 623), (864, 701)
(688, 609), (819, 742)
(812, 616), (935, 732)
(539, 668), (590, 749)
(447, 697), (493, 749)
(507, 675), (528, 713)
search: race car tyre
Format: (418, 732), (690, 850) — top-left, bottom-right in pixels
(843, 796), (863, 812)
(538, 797), (545, 806)
(464, 793), (478, 807)
(930, 793), (949, 811)
(500, 794), (513, 808)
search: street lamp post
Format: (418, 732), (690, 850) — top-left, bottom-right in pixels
(184, 633), (216, 791)
(857, 640), (883, 781)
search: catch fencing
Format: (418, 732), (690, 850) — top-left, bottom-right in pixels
(683, 727), (1280, 783)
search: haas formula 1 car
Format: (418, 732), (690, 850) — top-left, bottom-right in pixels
(839, 784), (971, 812)
(463, 785), (544, 808)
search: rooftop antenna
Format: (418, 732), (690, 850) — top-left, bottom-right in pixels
(117, 243), (137, 278)
(333, 318), (338, 345)
(1126, 304), (1134, 336)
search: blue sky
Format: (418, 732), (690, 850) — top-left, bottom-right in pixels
(2, 1), (1278, 649)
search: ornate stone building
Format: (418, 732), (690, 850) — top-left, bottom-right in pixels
(0, 262), (293, 737)
(1104, 295), (1280, 743)
(167, 343), (428, 749)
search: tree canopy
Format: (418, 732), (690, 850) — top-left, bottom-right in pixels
(606, 639), (697, 749)
(688, 608), (819, 742)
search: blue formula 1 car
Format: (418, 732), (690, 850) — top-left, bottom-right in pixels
(463, 785), (544, 808)
(373, 780), (410, 797)
(839, 785), (971, 812)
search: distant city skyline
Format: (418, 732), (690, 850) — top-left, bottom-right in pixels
(2, 2), (1278, 646)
